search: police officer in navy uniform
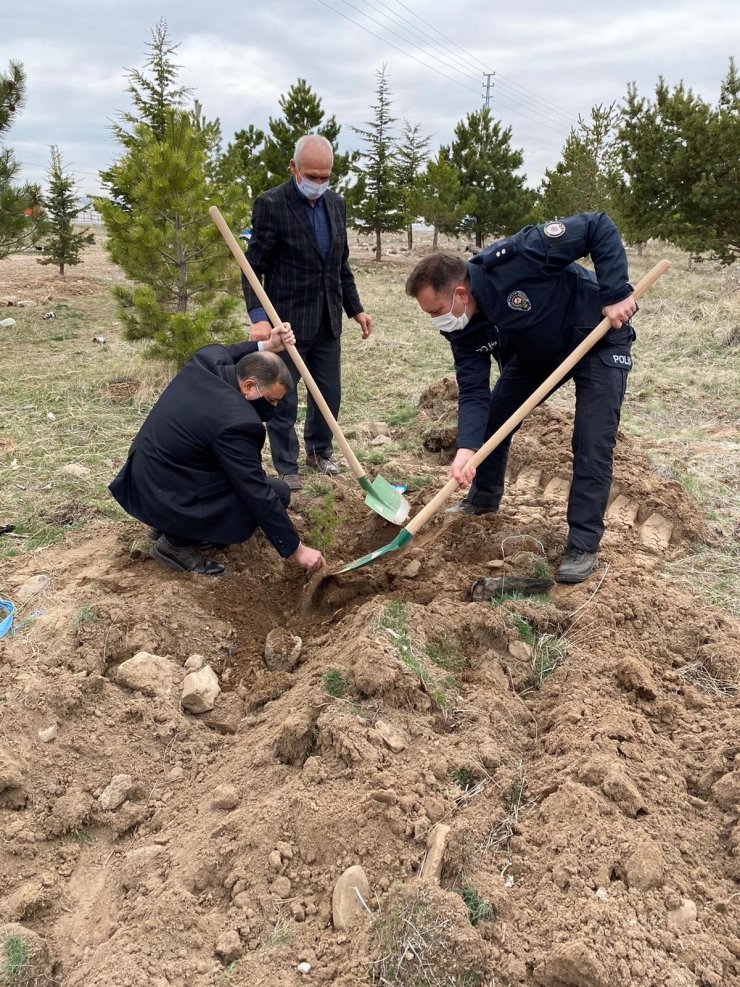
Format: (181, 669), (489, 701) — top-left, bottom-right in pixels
(405, 212), (638, 584)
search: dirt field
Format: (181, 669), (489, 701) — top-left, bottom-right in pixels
(1, 241), (739, 987)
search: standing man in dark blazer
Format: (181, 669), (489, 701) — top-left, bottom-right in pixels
(109, 324), (325, 577)
(242, 134), (373, 491)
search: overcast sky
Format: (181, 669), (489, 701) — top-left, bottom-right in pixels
(4, 0), (737, 198)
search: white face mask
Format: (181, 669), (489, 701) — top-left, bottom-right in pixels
(296, 175), (329, 199)
(431, 291), (469, 335)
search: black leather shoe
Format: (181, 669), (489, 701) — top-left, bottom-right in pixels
(305, 453), (339, 476)
(150, 536), (225, 576)
(555, 548), (598, 584)
(147, 527), (219, 552)
(445, 500), (498, 516)
(279, 472), (303, 491)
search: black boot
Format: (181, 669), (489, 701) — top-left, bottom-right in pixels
(446, 484), (503, 516)
(555, 547), (598, 584)
(149, 535), (225, 576)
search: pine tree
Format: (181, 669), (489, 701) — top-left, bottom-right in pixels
(689, 59), (740, 264)
(97, 110), (241, 366)
(259, 78), (351, 195)
(100, 19), (191, 208)
(96, 24), (240, 365)
(38, 146), (94, 275)
(446, 108), (534, 247)
(617, 75), (734, 261)
(217, 123), (267, 215)
(411, 152), (475, 250)
(538, 104), (623, 222)
(396, 121), (431, 249)
(0, 61), (43, 258)
(352, 67), (405, 261)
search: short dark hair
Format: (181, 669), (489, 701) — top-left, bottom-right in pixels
(405, 252), (469, 298)
(236, 351), (293, 392)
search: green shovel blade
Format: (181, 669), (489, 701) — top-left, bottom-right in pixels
(359, 474), (410, 525)
(337, 527), (413, 573)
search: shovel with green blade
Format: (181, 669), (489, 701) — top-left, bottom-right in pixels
(337, 258), (670, 574)
(209, 206), (410, 526)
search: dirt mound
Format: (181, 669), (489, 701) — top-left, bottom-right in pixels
(1, 407), (739, 986)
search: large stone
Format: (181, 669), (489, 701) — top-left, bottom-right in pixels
(667, 898), (697, 932)
(211, 784), (240, 811)
(508, 639), (532, 661)
(0, 317), (16, 329)
(60, 463), (91, 478)
(368, 421), (391, 438)
(264, 628), (303, 672)
(215, 929), (242, 964)
(375, 719), (407, 753)
(98, 774), (133, 811)
(114, 652), (179, 697)
(181, 665), (221, 713)
(622, 837), (665, 890)
(369, 433), (392, 447)
(332, 864), (371, 931)
(420, 823), (451, 884)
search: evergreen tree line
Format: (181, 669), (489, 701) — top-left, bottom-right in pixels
(1, 20), (737, 364)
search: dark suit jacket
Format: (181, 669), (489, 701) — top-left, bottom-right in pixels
(242, 179), (363, 344)
(109, 341), (300, 557)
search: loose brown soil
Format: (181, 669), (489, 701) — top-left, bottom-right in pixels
(1, 247), (739, 987)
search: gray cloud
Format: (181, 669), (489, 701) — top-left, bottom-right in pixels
(4, 0), (736, 196)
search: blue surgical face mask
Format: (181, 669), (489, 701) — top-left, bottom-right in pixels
(431, 290), (469, 335)
(295, 172), (329, 199)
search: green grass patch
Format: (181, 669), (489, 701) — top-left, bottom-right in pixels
(386, 401), (418, 427)
(452, 766), (475, 790)
(378, 600), (460, 716)
(322, 668), (349, 698)
(304, 488), (338, 552)
(355, 448), (387, 466)
(459, 885), (493, 926)
(1, 933), (29, 981)
(423, 632), (467, 674)
(72, 605), (104, 631)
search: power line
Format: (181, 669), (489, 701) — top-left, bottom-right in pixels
(314, 0), (482, 97)
(375, 0), (577, 125)
(317, 0), (572, 135)
(370, 0), (489, 86)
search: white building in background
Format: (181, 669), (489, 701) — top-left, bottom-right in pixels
(77, 197), (102, 225)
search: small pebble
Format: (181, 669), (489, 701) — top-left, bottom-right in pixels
(297, 962), (312, 975)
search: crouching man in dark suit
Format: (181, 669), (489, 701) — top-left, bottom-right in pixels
(109, 324), (325, 577)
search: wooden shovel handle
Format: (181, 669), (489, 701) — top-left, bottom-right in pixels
(209, 206), (366, 480)
(406, 259), (671, 536)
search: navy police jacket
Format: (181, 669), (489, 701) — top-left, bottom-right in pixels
(109, 341), (300, 557)
(444, 212), (634, 449)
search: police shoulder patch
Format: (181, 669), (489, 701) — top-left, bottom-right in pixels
(507, 290), (531, 313)
(543, 220), (566, 238)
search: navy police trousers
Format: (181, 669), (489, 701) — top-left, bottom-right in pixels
(469, 325), (634, 553)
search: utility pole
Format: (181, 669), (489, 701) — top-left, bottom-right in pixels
(482, 72), (495, 108)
